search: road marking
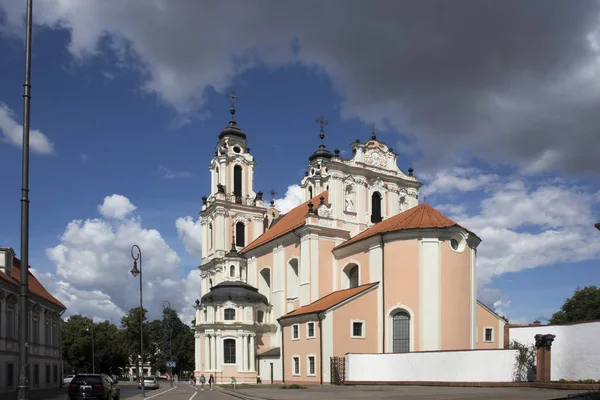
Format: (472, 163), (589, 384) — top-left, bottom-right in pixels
(143, 386), (177, 400)
(189, 390), (198, 400)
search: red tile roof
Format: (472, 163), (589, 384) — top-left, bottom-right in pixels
(335, 202), (475, 249)
(241, 191), (329, 254)
(0, 258), (66, 309)
(279, 282), (378, 320)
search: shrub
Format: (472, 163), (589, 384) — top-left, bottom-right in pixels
(510, 340), (536, 382)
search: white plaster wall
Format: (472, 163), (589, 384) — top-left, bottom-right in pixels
(346, 350), (519, 382)
(509, 322), (600, 381)
(258, 357), (282, 383)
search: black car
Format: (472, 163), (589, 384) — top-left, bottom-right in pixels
(68, 374), (120, 400)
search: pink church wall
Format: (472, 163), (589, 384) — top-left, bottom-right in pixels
(440, 241), (472, 350)
(283, 320), (321, 384)
(332, 287), (379, 355)
(383, 239), (420, 351)
(254, 251), (274, 286)
(477, 303), (502, 349)
(318, 240), (335, 298)
(256, 333), (271, 355)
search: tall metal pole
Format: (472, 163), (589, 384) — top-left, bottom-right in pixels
(91, 324), (95, 374)
(163, 301), (173, 387)
(130, 245), (145, 398)
(17, 1), (33, 399)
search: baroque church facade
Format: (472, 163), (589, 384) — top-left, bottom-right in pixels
(193, 103), (505, 384)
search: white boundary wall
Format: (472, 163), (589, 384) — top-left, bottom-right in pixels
(509, 321), (600, 381)
(346, 349), (519, 382)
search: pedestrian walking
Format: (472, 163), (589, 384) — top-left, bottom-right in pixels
(199, 374), (206, 391)
(208, 374), (215, 390)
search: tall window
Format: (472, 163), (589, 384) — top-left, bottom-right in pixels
(229, 265), (235, 277)
(32, 314), (40, 344)
(287, 259), (299, 299)
(45, 318), (51, 345)
(347, 265), (359, 288)
(7, 306), (15, 339)
(235, 222), (245, 247)
(308, 356), (315, 375)
(224, 308), (236, 321)
(52, 322), (58, 346)
(392, 311), (410, 353)
(233, 165), (243, 197)
(308, 186), (313, 199)
(208, 224), (213, 249)
(371, 192), (382, 223)
(223, 339), (236, 364)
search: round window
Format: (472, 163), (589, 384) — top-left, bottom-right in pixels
(450, 238), (459, 251)
(233, 146), (241, 154)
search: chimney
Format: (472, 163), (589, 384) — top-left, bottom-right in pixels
(0, 247), (16, 277)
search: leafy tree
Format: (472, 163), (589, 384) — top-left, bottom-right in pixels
(549, 285), (600, 324)
(120, 307), (152, 363)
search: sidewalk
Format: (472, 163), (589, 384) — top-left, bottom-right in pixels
(0, 387), (66, 400)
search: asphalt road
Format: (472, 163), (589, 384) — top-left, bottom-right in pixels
(42, 382), (232, 400)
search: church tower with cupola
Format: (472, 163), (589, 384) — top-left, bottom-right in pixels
(194, 93), (276, 383)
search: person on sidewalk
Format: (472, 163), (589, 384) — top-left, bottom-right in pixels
(199, 374), (206, 391)
(208, 374), (215, 391)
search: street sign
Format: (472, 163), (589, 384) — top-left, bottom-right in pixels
(166, 361), (176, 368)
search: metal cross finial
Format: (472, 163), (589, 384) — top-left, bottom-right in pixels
(268, 188), (276, 200)
(226, 91), (240, 121)
(316, 115), (328, 143)
(371, 122), (377, 140)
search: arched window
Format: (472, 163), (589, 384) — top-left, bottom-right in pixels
(223, 339), (236, 364)
(233, 165), (243, 198)
(239, 266), (244, 280)
(371, 191), (382, 223)
(287, 259), (299, 299)
(229, 265), (235, 277)
(347, 265), (359, 288)
(208, 223), (213, 249)
(209, 279), (213, 288)
(392, 311), (410, 353)
(259, 268), (271, 300)
(224, 308), (236, 320)
(308, 186), (313, 199)
(235, 222), (245, 247)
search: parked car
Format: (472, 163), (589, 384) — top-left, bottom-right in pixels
(68, 374), (120, 400)
(138, 376), (160, 390)
(63, 375), (75, 384)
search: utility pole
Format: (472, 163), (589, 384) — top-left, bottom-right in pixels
(17, 1), (33, 399)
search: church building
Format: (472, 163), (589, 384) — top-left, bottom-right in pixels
(193, 99), (506, 384)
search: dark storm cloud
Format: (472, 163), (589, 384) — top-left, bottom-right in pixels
(1, 0), (599, 174)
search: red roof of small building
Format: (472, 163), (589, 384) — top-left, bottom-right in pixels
(335, 202), (476, 249)
(279, 282), (378, 320)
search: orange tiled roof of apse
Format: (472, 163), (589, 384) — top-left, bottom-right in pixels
(0, 259), (66, 309)
(280, 282), (378, 319)
(336, 202), (477, 249)
(241, 191), (329, 254)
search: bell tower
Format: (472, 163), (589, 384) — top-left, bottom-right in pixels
(198, 92), (268, 295)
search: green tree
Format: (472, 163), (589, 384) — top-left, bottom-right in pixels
(120, 307), (152, 362)
(549, 285), (600, 324)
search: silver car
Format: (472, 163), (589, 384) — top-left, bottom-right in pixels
(139, 376), (160, 390)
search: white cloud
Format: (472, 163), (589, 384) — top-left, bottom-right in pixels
(158, 165), (192, 179)
(38, 195), (201, 325)
(98, 194), (137, 219)
(0, 103), (55, 154)
(274, 185), (304, 214)
(425, 167), (600, 286)
(176, 216), (203, 256)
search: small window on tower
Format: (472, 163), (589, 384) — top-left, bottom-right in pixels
(236, 222), (245, 247)
(224, 308), (236, 321)
(233, 146), (241, 153)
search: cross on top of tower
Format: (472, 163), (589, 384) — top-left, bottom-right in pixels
(227, 91), (240, 121)
(371, 122), (377, 140)
(315, 114), (328, 144)
(268, 188), (277, 200)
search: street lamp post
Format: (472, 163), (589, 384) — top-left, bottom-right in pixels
(130, 245), (145, 398)
(163, 301), (173, 387)
(87, 322), (95, 374)
(17, 1), (33, 400)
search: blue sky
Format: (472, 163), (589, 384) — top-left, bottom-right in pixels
(1, 1), (599, 324)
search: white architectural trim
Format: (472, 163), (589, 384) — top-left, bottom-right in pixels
(470, 248), (477, 349)
(306, 354), (317, 377)
(386, 303), (416, 353)
(484, 326), (495, 343)
(322, 313), (333, 383)
(306, 321), (316, 339)
(498, 318), (505, 349)
(291, 324), (300, 341)
(368, 242), (383, 353)
(419, 238), (441, 351)
(291, 355), (301, 376)
(350, 319), (366, 339)
(310, 234), (319, 302)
